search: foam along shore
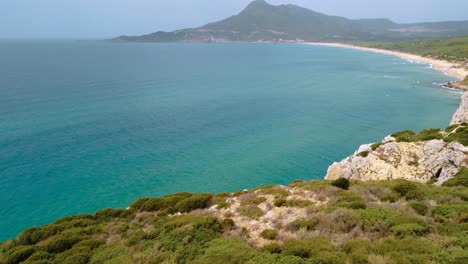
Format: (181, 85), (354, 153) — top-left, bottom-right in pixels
(305, 42), (468, 81)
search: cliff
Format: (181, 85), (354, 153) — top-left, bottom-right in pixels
(451, 91), (468, 125)
(326, 94), (468, 183)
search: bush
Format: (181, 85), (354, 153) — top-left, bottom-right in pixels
(392, 130), (416, 142)
(282, 237), (335, 259)
(94, 208), (134, 221)
(43, 232), (82, 253)
(89, 244), (132, 264)
(262, 243), (282, 254)
(432, 204), (468, 223)
(173, 193), (213, 213)
(392, 129), (442, 142)
(5, 246), (36, 264)
(409, 201), (429, 215)
(357, 151), (369, 158)
(391, 180), (424, 200)
(221, 218), (235, 231)
(190, 238), (256, 264)
(273, 198), (287, 207)
(442, 167), (468, 187)
(260, 229), (278, 240)
(349, 253), (369, 264)
(444, 126), (468, 145)
(238, 205), (265, 219)
(130, 193), (213, 213)
(318, 209), (360, 233)
(390, 223), (429, 237)
(282, 240), (311, 258)
(331, 178), (350, 190)
(287, 218), (318, 231)
(334, 191), (367, 209)
(371, 142), (383, 151)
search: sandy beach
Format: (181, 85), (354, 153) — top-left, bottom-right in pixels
(305, 42), (468, 81)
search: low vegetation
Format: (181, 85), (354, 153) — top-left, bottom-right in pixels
(355, 36), (468, 62)
(389, 124), (468, 146)
(1, 176), (467, 264)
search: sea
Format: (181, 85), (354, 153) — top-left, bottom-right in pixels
(0, 41), (460, 240)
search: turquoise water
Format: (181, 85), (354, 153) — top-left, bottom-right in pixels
(0, 41), (460, 241)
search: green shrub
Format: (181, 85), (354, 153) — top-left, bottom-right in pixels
(409, 201), (429, 215)
(163, 215), (221, 232)
(334, 191), (367, 209)
(357, 151), (369, 157)
(94, 208), (134, 221)
(349, 253), (369, 264)
(273, 198), (287, 207)
(371, 142), (383, 151)
(283, 199), (314, 208)
(130, 193), (213, 213)
(432, 204), (468, 223)
(5, 246), (37, 264)
(390, 223), (429, 237)
(288, 218), (318, 231)
(391, 180), (425, 200)
(221, 218), (235, 231)
(444, 126), (468, 145)
(392, 130), (416, 142)
(173, 193), (213, 213)
(392, 129), (442, 142)
(238, 205), (265, 219)
(260, 229), (278, 240)
(445, 124), (460, 133)
(331, 178), (350, 190)
(282, 240), (311, 258)
(22, 251), (53, 263)
(442, 167), (468, 187)
(262, 243), (282, 254)
(282, 237), (335, 259)
(257, 186), (289, 198)
(240, 196), (267, 206)
(89, 244), (132, 264)
(190, 238), (256, 264)
(43, 232), (82, 253)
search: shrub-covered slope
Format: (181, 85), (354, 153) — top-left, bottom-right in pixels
(1, 175), (467, 264)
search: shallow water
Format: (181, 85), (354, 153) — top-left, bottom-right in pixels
(0, 41), (459, 240)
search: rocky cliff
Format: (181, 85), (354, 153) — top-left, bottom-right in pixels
(325, 93), (468, 183)
(451, 91), (468, 125)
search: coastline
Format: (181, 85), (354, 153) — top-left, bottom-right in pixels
(304, 42), (468, 81)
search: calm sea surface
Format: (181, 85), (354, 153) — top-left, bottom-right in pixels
(0, 41), (460, 240)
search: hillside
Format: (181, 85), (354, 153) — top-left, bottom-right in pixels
(354, 36), (468, 62)
(1, 173), (467, 264)
(114, 0), (468, 43)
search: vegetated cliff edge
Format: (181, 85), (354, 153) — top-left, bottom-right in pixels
(326, 91), (468, 184)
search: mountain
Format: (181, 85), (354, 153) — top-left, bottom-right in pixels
(114, 0), (468, 43)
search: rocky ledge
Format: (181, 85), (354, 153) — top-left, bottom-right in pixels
(325, 95), (468, 184)
(326, 137), (467, 184)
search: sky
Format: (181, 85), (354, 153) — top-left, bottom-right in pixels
(1, 0), (468, 39)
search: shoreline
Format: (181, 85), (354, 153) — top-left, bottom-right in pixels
(304, 42), (468, 81)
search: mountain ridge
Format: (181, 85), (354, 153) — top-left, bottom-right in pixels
(114, 0), (468, 43)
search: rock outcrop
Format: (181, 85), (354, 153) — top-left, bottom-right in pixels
(451, 91), (468, 125)
(326, 139), (468, 184)
(326, 88), (468, 184)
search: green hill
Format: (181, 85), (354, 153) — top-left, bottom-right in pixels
(1, 172), (467, 263)
(115, 0), (468, 43)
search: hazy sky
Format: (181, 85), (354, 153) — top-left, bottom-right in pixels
(1, 0), (468, 39)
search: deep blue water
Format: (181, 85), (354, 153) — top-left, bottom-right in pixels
(0, 41), (460, 240)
